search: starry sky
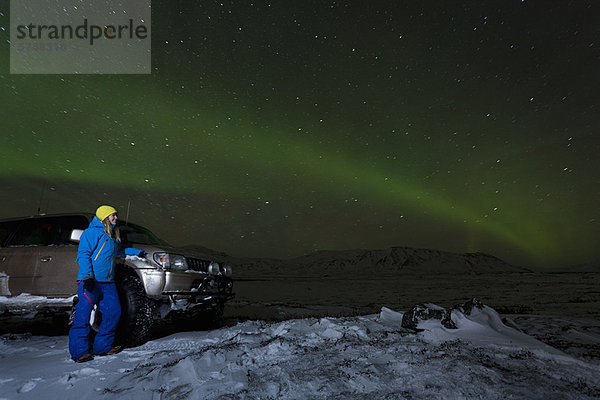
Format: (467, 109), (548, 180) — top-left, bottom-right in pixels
(1, 1), (599, 268)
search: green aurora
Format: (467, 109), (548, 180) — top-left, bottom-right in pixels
(1, 1), (599, 268)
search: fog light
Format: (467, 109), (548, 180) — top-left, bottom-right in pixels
(208, 262), (220, 275)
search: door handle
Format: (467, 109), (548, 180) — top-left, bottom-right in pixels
(40, 256), (52, 262)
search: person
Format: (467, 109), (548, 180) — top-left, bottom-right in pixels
(68, 205), (145, 363)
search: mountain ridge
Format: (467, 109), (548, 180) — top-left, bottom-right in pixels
(182, 244), (532, 277)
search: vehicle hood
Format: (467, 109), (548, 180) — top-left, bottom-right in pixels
(127, 243), (211, 260)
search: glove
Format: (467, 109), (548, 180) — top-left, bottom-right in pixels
(82, 278), (96, 291)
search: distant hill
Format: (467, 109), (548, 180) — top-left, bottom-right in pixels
(540, 261), (600, 273)
(183, 245), (531, 278)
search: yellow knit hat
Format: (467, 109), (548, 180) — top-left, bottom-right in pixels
(96, 205), (118, 221)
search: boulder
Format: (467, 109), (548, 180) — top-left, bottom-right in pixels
(401, 298), (485, 331)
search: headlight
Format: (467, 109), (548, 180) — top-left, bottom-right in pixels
(207, 262), (232, 276)
(208, 262), (220, 275)
(153, 253), (188, 270)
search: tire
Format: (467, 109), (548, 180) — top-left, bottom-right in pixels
(115, 275), (156, 347)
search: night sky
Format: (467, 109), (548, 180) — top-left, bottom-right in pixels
(1, 1), (599, 268)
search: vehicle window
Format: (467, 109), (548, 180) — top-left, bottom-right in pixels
(9, 216), (89, 246)
(10, 219), (48, 245)
(51, 216), (89, 244)
(119, 223), (166, 246)
(0, 221), (21, 246)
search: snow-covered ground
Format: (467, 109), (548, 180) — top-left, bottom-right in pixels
(0, 294), (74, 309)
(1, 304), (599, 400)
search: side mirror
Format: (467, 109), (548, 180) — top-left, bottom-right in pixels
(70, 229), (83, 243)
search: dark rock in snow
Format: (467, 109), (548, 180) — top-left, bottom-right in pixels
(401, 298), (486, 331)
(401, 303), (456, 331)
(453, 298), (485, 316)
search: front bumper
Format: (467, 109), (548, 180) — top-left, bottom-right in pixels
(139, 269), (234, 301)
(161, 273), (234, 315)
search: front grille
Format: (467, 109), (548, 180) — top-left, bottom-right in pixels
(185, 257), (211, 272)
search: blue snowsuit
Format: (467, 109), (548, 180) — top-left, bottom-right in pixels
(68, 216), (142, 360)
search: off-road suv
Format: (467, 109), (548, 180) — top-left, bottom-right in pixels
(0, 213), (234, 345)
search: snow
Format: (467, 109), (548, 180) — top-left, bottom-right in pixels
(0, 273), (10, 297)
(1, 305), (599, 399)
(0, 294), (75, 317)
(0, 294), (75, 307)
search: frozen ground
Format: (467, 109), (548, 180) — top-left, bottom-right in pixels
(1, 267), (599, 399)
(1, 304), (599, 400)
(229, 272), (600, 321)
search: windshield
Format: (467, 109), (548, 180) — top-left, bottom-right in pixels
(119, 223), (167, 246)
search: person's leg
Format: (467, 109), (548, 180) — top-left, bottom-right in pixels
(68, 282), (95, 361)
(92, 282), (121, 355)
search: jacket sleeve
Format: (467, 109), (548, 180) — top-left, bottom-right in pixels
(76, 230), (95, 279)
(124, 247), (145, 256)
(116, 242), (145, 257)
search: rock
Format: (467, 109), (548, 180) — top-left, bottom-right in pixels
(401, 298), (485, 331)
(452, 298), (485, 316)
(401, 303), (457, 331)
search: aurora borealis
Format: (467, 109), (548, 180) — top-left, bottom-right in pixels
(1, 1), (599, 268)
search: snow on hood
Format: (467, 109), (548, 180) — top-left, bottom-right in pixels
(1, 307), (599, 399)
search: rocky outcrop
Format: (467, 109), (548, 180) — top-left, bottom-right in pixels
(401, 298), (486, 331)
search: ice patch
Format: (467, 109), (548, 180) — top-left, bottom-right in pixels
(378, 306), (404, 325)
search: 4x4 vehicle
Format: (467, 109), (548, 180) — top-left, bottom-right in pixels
(0, 213), (234, 345)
